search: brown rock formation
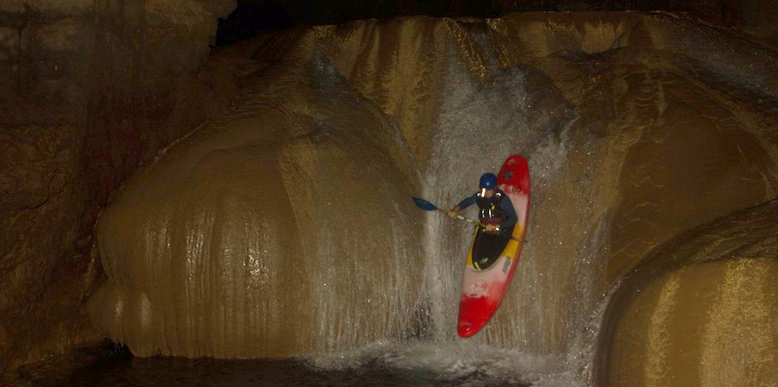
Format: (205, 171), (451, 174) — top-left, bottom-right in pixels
(88, 60), (426, 356)
(1, 2), (778, 386)
(84, 14), (778, 387)
(597, 200), (778, 386)
(0, 0), (236, 375)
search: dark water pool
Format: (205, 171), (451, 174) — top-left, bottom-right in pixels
(4, 342), (531, 387)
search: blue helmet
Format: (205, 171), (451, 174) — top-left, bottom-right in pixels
(479, 173), (497, 190)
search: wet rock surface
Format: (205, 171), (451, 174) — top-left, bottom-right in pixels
(0, 0), (236, 375)
(598, 200), (778, 386)
(86, 12), (778, 387)
(1, 1), (777, 386)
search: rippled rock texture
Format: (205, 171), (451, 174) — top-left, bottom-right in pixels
(598, 201), (778, 386)
(88, 58), (426, 357)
(2, 3), (778, 386)
(0, 0), (237, 374)
(85, 11), (778, 387)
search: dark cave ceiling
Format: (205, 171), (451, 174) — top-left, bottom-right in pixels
(216, 0), (749, 45)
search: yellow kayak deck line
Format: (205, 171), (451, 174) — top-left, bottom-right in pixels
(466, 224), (524, 271)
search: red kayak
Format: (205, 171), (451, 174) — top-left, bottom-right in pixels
(457, 154), (531, 338)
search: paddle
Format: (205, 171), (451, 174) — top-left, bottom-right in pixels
(412, 197), (487, 227)
(411, 197), (527, 243)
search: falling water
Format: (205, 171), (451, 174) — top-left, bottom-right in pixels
(32, 12), (776, 386)
(301, 30), (612, 386)
(408, 33), (608, 386)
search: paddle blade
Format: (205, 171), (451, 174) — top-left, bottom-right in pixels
(412, 197), (438, 211)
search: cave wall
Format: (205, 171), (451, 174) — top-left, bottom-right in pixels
(81, 13), (778, 383)
(597, 201), (778, 386)
(2, 0), (778, 379)
(0, 0), (237, 374)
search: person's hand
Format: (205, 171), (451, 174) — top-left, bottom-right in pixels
(485, 224), (499, 233)
(448, 206), (460, 218)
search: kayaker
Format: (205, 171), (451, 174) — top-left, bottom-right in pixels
(448, 173), (517, 236)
